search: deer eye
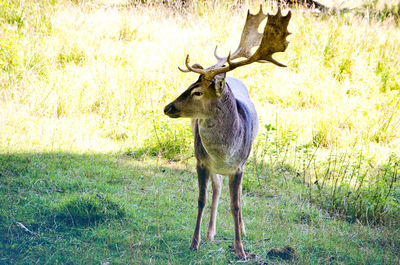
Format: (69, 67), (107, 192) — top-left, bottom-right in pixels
(192, 91), (203, 97)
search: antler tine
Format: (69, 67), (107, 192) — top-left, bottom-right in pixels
(178, 55), (207, 75)
(258, 4), (263, 15)
(178, 66), (190, 72)
(264, 56), (287, 67)
(277, 6), (282, 17)
(214, 46), (223, 61)
(226, 51), (233, 67)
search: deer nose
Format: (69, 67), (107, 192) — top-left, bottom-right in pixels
(164, 103), (179, 117)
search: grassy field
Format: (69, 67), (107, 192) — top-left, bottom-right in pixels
(1, 0), (400, 264)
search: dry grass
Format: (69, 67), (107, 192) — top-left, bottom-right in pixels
(1, 1), (399, 159)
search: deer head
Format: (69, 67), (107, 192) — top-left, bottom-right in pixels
(164, 6), (291, 119)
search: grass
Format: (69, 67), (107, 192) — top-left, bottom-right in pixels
(1, 152), (399, 264)
(0, 0), (399, 264)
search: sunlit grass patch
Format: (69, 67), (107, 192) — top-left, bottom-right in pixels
(57, 45), (86, 66)
(0, 0), (25, 28)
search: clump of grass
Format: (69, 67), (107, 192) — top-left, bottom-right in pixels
(360, 1), (400, 22)
(52, 192), (126, 226)
(0, 36), (22, 73)
(266, 245), (296, 260)
(0, 1), (25, 28)
(57, 46), (86, 66)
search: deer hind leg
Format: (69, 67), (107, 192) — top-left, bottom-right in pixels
(206, 173), (222, 242)
(189, 163), (209, 250)
(229, 170), (246, 258)
(239, 181), (246, 236)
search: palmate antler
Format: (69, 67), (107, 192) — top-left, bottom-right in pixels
(179, 5), (292, 80)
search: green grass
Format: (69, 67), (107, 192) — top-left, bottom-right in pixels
(1, 0), (399, 264)
(1, 152), (399, 264)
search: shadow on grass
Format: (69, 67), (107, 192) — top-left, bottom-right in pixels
(0, 152), (399, 264)
(0, 152), (199, 264)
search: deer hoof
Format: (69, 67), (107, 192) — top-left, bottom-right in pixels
(235, 249), (247, 259)
(189, 239), (200, 250)
(206, 230), (216, 242)
(189, 244), (199, 250)
(229, 243), (247, 259)
(189, 245), (198, 250)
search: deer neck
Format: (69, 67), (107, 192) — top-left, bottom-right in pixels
(200, 85), (239, 129)
(197, 86), (243, 160)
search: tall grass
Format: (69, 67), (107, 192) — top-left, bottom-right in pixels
(248, 123), (399, 226)
(0, 0), (399, 224)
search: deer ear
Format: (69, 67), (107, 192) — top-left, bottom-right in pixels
(214, 76), (226, 97)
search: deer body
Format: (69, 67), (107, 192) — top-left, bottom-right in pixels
(164, 6), (291, 259)
(193, 77), (258, 176)
(164, 76), (257, 255)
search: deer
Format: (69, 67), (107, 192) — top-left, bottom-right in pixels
(164, 6), (291, 259)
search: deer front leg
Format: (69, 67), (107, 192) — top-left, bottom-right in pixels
(229, 170), (246, 258)
(190, 163), (209, 250)
(206, 174), (222, 242)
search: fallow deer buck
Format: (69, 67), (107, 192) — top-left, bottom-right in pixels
(164, 6), (291, 258)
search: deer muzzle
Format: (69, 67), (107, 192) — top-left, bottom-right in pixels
(164, 103), (180, 118)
